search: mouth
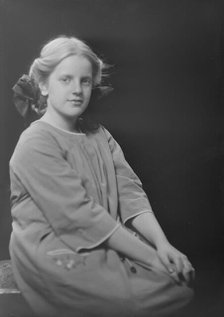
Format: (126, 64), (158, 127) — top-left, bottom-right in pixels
(69, 99), (83, 106)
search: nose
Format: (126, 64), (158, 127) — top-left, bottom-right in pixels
(72, 80), (82, 95)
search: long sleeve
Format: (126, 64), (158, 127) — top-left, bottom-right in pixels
(103, 128), (153, 224)
(10, 131), (120, 252)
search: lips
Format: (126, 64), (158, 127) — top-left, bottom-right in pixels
(69, 99), (83, 105)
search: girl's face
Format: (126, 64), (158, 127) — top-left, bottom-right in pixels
(41, 55), (93, 127)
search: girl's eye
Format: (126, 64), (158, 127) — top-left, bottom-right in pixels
(82, 78), (92, 86)
(61, 77), (71, 84)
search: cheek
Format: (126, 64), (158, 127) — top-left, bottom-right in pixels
(49, 86), (65, 99)
(87, 91), (92, 100)
(86, 88), (92, 100)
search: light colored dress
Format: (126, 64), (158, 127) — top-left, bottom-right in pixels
(9, 121), (193, 317)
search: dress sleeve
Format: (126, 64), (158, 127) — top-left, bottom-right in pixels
(10, 133), (120, 252)
(102, 128), (154, 224)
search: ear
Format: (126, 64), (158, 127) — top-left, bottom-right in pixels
(39, 82), (48, 96)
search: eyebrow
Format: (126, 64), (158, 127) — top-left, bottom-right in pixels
(59, 74), (92, 79)
(60, 74), (73, 78)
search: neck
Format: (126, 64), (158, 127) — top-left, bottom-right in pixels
(40, 110), (79, 133)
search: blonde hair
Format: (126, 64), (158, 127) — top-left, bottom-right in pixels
(29, 36), (105, 87)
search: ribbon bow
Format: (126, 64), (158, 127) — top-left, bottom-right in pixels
(12, 74), (43, 118)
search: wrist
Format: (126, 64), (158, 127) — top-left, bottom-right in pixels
(154, 236), (170, 250)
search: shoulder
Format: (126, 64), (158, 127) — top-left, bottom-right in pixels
(10, 122), (63, 166)
(18, 121), (54, 143)
(95, 125), (121, 153)
(90, 125), (116, 147)
(96, 125), (114, 141)
(17, 120), (70, 148)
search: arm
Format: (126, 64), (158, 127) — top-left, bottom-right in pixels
(131, 212), (168, 248)
(103, 128), (154, 223)
(103, 128), (194, 283)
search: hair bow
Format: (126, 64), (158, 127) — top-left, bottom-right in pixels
(12, 74), (44, 119)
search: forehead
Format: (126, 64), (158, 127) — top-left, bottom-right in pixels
(53, 55), (92, 76)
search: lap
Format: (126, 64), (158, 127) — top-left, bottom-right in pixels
(11, 236), (193, 317)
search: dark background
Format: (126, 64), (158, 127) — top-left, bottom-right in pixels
(1, 0), (224, 316)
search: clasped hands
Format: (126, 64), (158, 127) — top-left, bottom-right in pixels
(154, 241), (195, 285)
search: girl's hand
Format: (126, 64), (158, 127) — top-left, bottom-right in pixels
(156, 242), (195, 285)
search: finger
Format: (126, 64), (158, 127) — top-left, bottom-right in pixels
(170, 255), (184, 275)
(159, 255), (180, 283)
(169, 269), (181, 284)
(191, 266), (196, 280)
(187, 263), (196, 281)
(182, 260), (195, 284)
(158, 254), (174, 273)
(169, 253), (194, 284)
(182, 264), (191, 283)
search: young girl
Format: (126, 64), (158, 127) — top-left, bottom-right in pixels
(9, 36), (194, 317)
